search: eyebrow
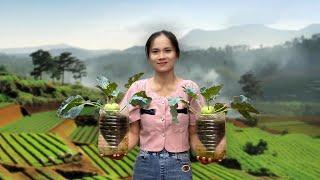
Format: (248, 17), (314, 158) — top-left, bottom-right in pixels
(151, 47), (173, 50)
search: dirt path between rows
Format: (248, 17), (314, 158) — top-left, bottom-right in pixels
(50, 119), (77, 139)
(0, 104), (22, 127)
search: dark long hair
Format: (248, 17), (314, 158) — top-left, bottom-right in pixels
(145, 30), (180, 58)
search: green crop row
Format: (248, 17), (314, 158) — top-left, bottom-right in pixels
(0, 111), (61, 133)
(227, 123), (320, 178)
(80, 145), (138, 178)
(24, 168), (65, 180)
(0, 173), (8, 180)
(70, 126), (98, 145)
(0, 132), (80, 167)
(82, 174), (129, 180)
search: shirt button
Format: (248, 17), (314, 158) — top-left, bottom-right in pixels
(161, 117), (164, 121)
(162, 133), (165, 137)
(161, 101), (165, 104)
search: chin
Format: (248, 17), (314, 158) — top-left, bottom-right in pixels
(156, 67), (174, 73)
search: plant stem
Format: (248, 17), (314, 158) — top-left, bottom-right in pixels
(213, 105), (229, 113)
(83, 101), (102, 109)
(119, 102), (128, 113)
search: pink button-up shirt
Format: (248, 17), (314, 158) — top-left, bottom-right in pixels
(120, 78), (205, 152)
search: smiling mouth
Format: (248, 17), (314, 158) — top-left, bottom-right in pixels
(157, 62), (167, 65)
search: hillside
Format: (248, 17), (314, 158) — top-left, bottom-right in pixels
(181, 24), (320, 49)
(0, 73), (101, 105)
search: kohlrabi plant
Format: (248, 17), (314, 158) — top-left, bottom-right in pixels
(57, 72), (151, 119)
(167, 84), (259, 123)
(198, 84), (259, 119)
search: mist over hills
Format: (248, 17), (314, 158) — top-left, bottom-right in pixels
(1, 24), (320, 102)
(2, 24), (320, 56)
(180, 24), (320, 49)
(0, 44), (119, 59)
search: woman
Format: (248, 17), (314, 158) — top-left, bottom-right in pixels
(106, 30), (224, 179)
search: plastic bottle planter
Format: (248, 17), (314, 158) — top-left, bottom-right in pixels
(195, 112), (226, 161)
(98, 110), (129, 156)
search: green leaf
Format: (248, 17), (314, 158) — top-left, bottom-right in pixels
(111, 89), (120, 99)
(168, 96), (181, 106)
(231, 101), (259, 121)
(170, 104), (179, 124)
(57, 95), (85, 118)
(168, 97), (184, 123)
(96, 75), (118, 98)
(182, 85), (198, 99)
(96, 76), (110, 89)
(214, 103), (228, 113)
(64, 105), (85, 119)
(125, 72), (144, 89)
(129, 91), (152, 108)
(238, 110), (253, 120)
(233, 95), (251, 103)
(231, 102), (259, 114)
(200, 85), (223, 101)
(231, 95), (259, 120)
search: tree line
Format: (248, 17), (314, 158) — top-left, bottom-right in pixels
(29, 50), (87, 84)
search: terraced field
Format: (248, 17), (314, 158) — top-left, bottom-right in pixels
(1, 106), (319, 179)
(227, 124), (320, 179)
(0, 132), (81, 167)
(0, 111), (61, 133)
(70, 125), (98, 145)
(258, 116), (320, 137)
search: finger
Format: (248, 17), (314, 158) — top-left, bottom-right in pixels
(208, 157), (212, 163)
(201, 160), (208, 164)
(200, 157), (207, 164)
(116, 154), (120, 157)
(196, 156), (200, 160)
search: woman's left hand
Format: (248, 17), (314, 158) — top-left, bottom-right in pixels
(196, 136), (226, 165)
(196, 156), (214, 164)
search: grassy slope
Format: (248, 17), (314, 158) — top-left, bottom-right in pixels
(258, 116), (320, 137)
(79, 123), (320, 179)
(0, 111), (62, 133)
(0, 103), (14, 108)
(0, 74), (101, 105)
(227, 123), (320, 179)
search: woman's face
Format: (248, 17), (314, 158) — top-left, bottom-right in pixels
(148, 34), (178, 73)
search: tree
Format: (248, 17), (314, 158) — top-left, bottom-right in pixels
(29, 49), (52, 80)
(55, 52), (78, 84)
(239, 71), (263, 100)
(0, 65), (8, 75)
(71, 60), (87, 83)
(243, 139), (268, 155)
(48, 56), (61, 83)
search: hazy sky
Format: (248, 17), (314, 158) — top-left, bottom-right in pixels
(1, 0), (319, 49)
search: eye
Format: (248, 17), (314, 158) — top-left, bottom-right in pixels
(151, 50), (159, 54)
(165, 49), (172, 52)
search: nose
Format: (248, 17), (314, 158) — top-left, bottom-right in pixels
(159, 51), (165, 59)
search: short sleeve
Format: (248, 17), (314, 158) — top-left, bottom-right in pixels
(188, 81), (206, 125)
(119, 81), (141, 123)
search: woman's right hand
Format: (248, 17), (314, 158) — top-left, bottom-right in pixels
(105, 153), (127, 160)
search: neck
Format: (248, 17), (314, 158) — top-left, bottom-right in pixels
(152, 70), (177, 86)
